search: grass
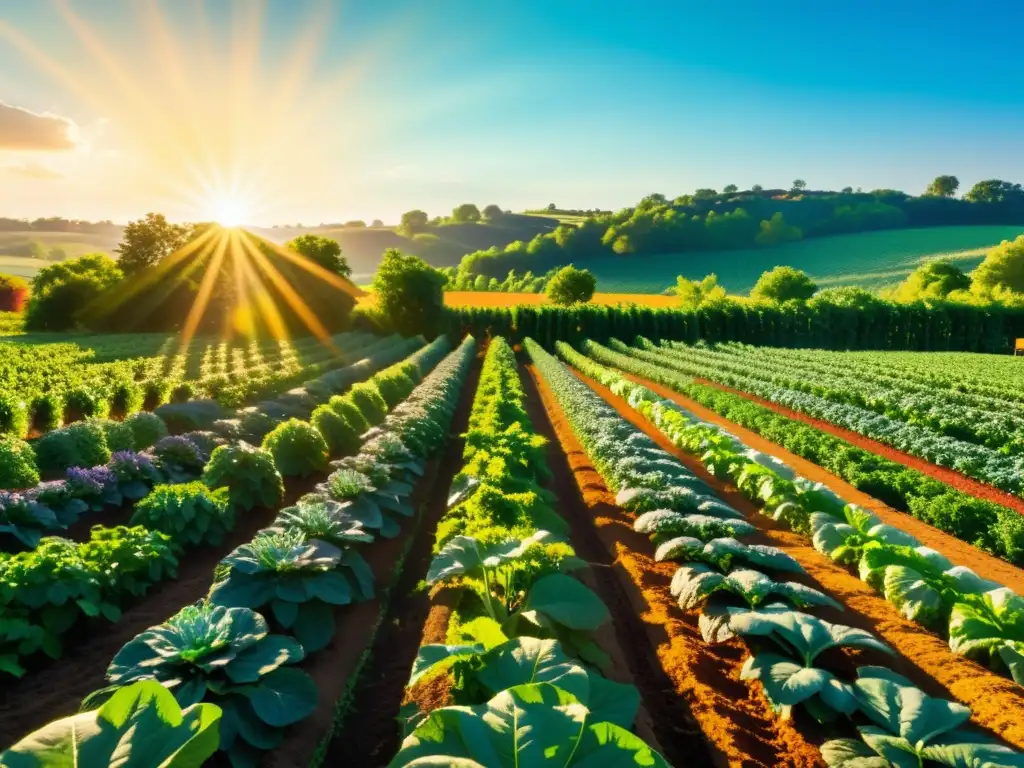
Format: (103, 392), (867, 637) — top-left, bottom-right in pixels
(580, 225), (1024, 293)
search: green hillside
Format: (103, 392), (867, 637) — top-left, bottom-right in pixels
(582, 225), (1024, 293)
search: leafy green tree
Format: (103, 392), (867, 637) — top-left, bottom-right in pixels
(841, 186), (853, 194)
(723, 184), (738, 194)
(750, 184), (763, 193)
(450, 203), (482, 223)
(25, 253), (124, 330)
(754, 213), (803, 246)
(750, 266), (817, 303)
(810, 286), (884, 310)
(676, 273), (726, 309)
(693, 188), (718, 200)
(370, 249), (447, 336)
(398, 209), (429, 236)
(482, 204), (503, 220)
(791, 179), (807, 193)
(892, 260), (971, 301)
(370, 219), (384, 228)
(611, 234), (634, 254)
(965, 179), (1024, 203)
(343, 220), (366, 228)
(473, 274), (488, 291)
(971, 235), (1024, 294)
(285, 234), (351, 277)
(545, 265), (596, 305)
(115, 213), (191, 275)
(924, 175), (960, 198)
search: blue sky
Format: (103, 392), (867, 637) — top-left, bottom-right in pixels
(0, 0), (1021, 224)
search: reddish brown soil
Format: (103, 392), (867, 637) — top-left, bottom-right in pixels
(0, 499), (283, 747)
(630, 374), (1024, 597)
(528, 363), (814, 768)
(319, 350), (482, 768)
(576, 368), (1024, 751)
(693, 376), (1024, 516)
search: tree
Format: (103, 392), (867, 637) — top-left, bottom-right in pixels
(693, 188), (718, 200)
(545, 265), (596, 305)
(25, 253), (123, 331)
(450, 203), (482, 223)
(751, 184), (763, 193)
(892, 260), (971, 301)
(841, 186), (854, 194)
(964, 179), (1024, 204)
(343, 220), (366, 228)
(723, 184), (738, 194)
(971, 236), (1024, 295)
(791, 179), (807, 193)
(115, 213), (190, 275)
(754, 213), (803, 246)
(370, 249), (447, 336)
(0, 273), (29, 312)
(924, 175), (960, 198)
(398, 210), (429, 236)
(750, 266), (817, 303)
(611, 234), (634, 254)
(285, 234), (351, 278)
(675, 273), (726, 309)
(482, 204), (503, 220)
(370, 219), (384, 228)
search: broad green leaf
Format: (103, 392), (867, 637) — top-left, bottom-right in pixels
(820, 737), (891, 767)
(920, 729), (1024, 767)
(670, 564), (725, 611)
(654, 536), (704, 563)
(245, 666), (318, 727)
(858, 726), (925, 768)
(882, 566), (944, 626)
(291, 600), (335, 653)
(476, 637), (590, 702)
(522, 574), (610, 631)
(853, 670), (970, 745)
(225, 635), (305, 684)
(408, 644), (484, 688)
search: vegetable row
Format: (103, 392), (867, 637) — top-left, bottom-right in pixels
(393, 337), (670, 767)
(529, 338), (1024, 768)
(1, 335), (476, 765)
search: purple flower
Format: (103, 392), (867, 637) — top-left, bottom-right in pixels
(28, 480), (71, 506)
(109, 451), (159, 481)
(65, 465), (118, 497)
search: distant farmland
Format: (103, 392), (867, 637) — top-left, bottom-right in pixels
(581, 225), (1024, 293)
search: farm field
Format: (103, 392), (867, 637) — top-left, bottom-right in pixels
(441, 290), (682, 307)
(3, 328), (1024, 767)
(579, 224), (1024, 293)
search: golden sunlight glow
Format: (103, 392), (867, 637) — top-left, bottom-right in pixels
(205, 195), (251, 227)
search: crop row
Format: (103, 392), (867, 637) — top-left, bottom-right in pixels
(0, 335), (441, 681)
(613, 337), (1024, 497)
(581, 338), (1024, 567)
(1, 336), (476, 765)
(676, 341), (1024, 454)
(394, 337), (669, 766)
(529, 338), (1024, 767)
(561, 341), (1024, 692)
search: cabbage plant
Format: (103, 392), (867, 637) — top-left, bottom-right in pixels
(654, 535), (804, 573)
(209, 529), (372, 652)
(634, 509), (755, 543)
(821, 667), (1024, 767)
(0, 680), (221, 767)
(671, 564), (841, 613)
(389, 682), (670, 768)
(949, 587), (1024, 685)
(98, 603), (315, 761)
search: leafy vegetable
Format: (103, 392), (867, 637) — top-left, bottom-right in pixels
(201, 442), (284, 512)
(130, 483), (234, 548)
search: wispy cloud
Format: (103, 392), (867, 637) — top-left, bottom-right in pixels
(0, 100), (78, 151)
(6, 162), (63, 180)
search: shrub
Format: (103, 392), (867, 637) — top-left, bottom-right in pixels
(153, 400), (225, 433)
(0, 436), (40, 489)
(370, 249), (447, 337)
(94, 419), (136, 453)
(123, 411), (168, 450)
(372, 368), (416, 408)
(143, 379), (173, 409)
(151, 435), (207, 482)
(110, 379), (145, 416)
(24, 253), (123, 331)
(202, 443), (284, 511)
(237, 408), (280, 443)
(750, 266), (817, 303)
(169, 381), (200, 404)
(34, 421), (111, 475)
(0, 394), (29, 438)
(30, 392), (63, 432)
(108, 451), (161, 499)
(328, 395), (369, 434)
(65, 387), (109, 420)
(348, 382), (388, 426)
(0, 273), (29, 313)
(310, 405), (362, 457)
(261, 419), (329, 477)
(130, 482), (234, 547)
(546, 265), (597, 305)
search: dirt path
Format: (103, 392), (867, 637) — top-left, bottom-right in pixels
(630, 374), (1024, 596)
(526, 362), (818, 768)
(316, 348), (482, 768)
(572, 367), (1024, 751)
(692, 376), (1024, 516)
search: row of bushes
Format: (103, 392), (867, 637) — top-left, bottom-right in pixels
(442, 300), (1024, 353)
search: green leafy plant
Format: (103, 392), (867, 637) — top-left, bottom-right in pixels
(124, 411), (168, 450)
(655, 535), (804, 573)
(821, 667), (1024, 767)
(110, 379), (145, 417)
(209, 529), (373, 652)
(634, 509), (755, 543)
(0, 394), (30, 438)
(97, 603), (316, 762)
(260, 418), (329, 478)
(29, 393), (63, 434)
(34, 422), (111, 475)
(201, 443), (284, 512)
(347, 381), (388, 426)
(949, 587), (1024, 685)
(390, 682), (669, 767)
(327, 395), (369, 435)
(371, 368), (416, 408)
(671, 564), (841, 613)
(0, 436), (40, 489)
(95, 419), (137, 453)
(130, 483), (234, 548)
(310, 404), (362, 457)
(0, 679), (222, 767)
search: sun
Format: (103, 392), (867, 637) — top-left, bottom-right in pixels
(207, 196), (251, 227)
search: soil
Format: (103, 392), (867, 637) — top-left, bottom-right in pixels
(317, 349), (483, 768)
(693, 376), (1024, 517)
(629, 374), (1024, 597)
(526, 362), (817, 768)
(574, 367), (1024, 752)
(0, 497), (283, 747)
(64, 502), (132, 542)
